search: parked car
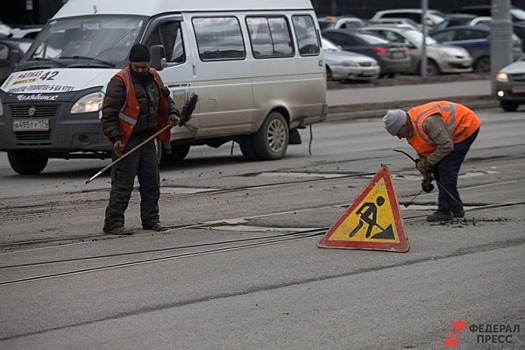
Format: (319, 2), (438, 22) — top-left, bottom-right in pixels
(495, 54), (525, 111)
(432, 13), (479, 31)
(429, 25), (523, 73)
(363, 25), (472, 75)
(317, 15), (366, 30)
(453, 5), (525, 22)
(0, 21), (11, 37)
(321, 37), (380, 81)
(0, 37), (32, 83)
(322, 29), (410, 77)
(9, 26), (43, 39)
(371, 8), (446, 29)
(366, 17), (420, 30)
(434, 15), (525, 48)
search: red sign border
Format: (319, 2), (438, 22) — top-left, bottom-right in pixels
(317, 166), (409, 252)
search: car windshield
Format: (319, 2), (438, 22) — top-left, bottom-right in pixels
(24, 15), (146, 66)
(403, 29), (438, 45)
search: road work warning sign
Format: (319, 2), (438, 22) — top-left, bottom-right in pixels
(317, 166), (409, 252)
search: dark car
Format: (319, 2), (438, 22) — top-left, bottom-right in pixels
(452, 5), (525, 22)
(429, 25), (523, 73)
(0, 37), (32, 83)
(322, 29), (410, 77)
(495, 54), (525, 111)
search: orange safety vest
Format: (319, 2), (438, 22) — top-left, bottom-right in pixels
(115, 66), (170, 147)
(407, 101), (480, 157)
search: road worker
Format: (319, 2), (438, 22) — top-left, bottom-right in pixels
(382, 101), (480, 222)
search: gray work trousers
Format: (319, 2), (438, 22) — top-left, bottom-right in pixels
(103, 134), (160, 232)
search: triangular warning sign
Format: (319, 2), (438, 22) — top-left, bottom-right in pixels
(318, 166), (409, 252)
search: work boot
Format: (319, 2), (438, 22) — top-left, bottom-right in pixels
(145, 223), (168, 232)
(104, 226), (133, 235)
(427, 210), (453, 222)
(452, 203), (465, 218)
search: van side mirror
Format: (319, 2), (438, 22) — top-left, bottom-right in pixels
(150, 45), (166, 71)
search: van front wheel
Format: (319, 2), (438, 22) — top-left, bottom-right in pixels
(7, 150), (49, 175)
(253, 112), (289, 160)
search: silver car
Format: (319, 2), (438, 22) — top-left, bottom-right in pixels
(363, 25), (472, 75)
(496, 54), (525, 111)
(322, 37), (380, 81)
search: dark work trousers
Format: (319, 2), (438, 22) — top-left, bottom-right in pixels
(103, 134), (160, 231)
(432, 128), (479, 213)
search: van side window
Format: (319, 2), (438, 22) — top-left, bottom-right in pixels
(292, 15), (320, 56)
(145, 22), (185, 64)
(192, 17), (245, 61)
(246, 16), (293, 58)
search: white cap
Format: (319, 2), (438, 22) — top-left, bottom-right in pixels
(383, 109), (407, 136)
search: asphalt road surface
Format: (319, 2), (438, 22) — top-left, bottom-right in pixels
(0, 106), (524, 349)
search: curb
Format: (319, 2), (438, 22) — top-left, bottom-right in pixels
(326, 96), (499, 122)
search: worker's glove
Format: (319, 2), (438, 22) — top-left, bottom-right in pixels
(168, 113), (181, 128)
(113, 140), (124, 158)
(415, 157), (432, 176)
(421, 174), (435, 193)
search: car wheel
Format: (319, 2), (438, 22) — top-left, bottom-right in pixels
(426, 60), (440, 76)
(253, 111), (289, 160)
(7, 150), (48, 175)
(326, 67), (333, 81)
(474, 56), (490, 73)
(500, 100), (519, 112)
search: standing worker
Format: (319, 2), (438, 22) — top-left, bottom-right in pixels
(382, 101), (480, 222)
(101, 43), (181, 235)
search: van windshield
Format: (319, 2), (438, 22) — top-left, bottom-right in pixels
(23, 15), (146, 68)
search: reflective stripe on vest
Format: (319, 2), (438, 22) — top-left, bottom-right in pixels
(117, 70), (137, 127)
(413, 102), (455, 145)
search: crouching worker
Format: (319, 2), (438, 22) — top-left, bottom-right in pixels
(101, 44), (181, 235)
(382, 101), (480, 222)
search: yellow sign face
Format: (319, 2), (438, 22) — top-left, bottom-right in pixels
(318, 166), (409, 252)
(328, 178), (400, 243)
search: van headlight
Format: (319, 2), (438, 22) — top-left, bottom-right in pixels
(71, 92), (104, 114)
(496, 73), (509, 83)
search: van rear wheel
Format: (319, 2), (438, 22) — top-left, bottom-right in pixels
(7, 150), (49, 175)
(253, 112), (288, 160)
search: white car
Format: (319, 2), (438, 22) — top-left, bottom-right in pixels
(322, 37), (380, 81)
(496, 54), (525, 111)
(371, 8), (446, 29)
(363, 25), (472, 75)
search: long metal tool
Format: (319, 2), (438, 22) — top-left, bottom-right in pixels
(85, 124), (171, 184)
(392, 149), (461, 205)
(86, 93), (199, 184)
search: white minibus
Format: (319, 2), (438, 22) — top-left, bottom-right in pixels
(0, 0), (327, 174)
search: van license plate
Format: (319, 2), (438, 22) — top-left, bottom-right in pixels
(13, 119), (49, 131)
(511, 85), (525, 93)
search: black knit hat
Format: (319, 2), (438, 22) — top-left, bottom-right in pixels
(129, 44), (151, 62)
